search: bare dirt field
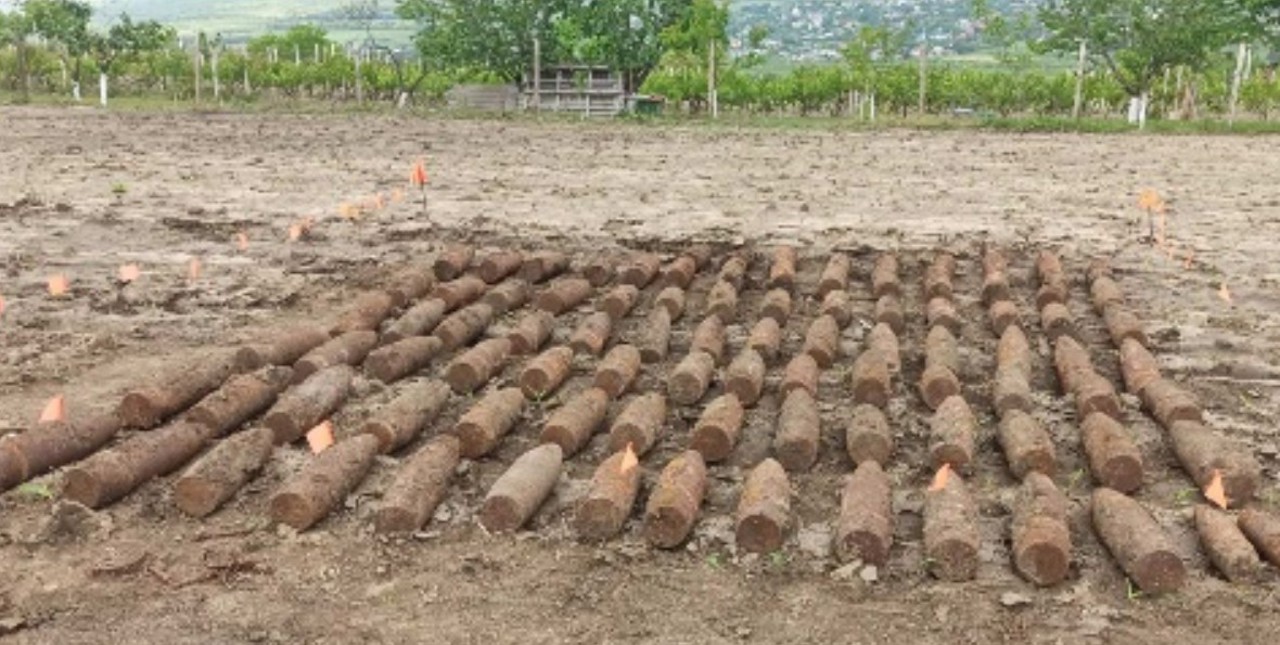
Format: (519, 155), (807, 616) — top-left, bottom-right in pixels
(1, 106), (1279, 644)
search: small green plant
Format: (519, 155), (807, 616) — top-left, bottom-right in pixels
(768, 551), (788, 569)
(1126, 578), (1144, 602)
(1173, 486), (1197, 507)
(16, 482), (54, 500)
(1068, 469), (1086, 492)
(111, 182), (128, 196)
(705, 553), (724, 569)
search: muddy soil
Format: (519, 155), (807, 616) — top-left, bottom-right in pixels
(1, 107), (1279, 644)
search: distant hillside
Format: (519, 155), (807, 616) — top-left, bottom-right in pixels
(86, 0), (414, 45)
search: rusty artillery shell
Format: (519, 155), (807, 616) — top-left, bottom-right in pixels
(1053, 336), (1095, 395)
(173, 426), (274, 518)
(608, 392), (667, 456)
(581, 254), (616, 287)
(851, 351), (891, 409)
(1081, 412), (1144, 493)
(705, 280), (738, 322)
(982, 271), (1011, 306)
(760, 289), (792, 325)
(874, 294), (904, 334)
(519, 250), (570, 284)
(575, 449), (644, 542)
(520, 346), (574, 399)
(1140, 378), (1203, 428)
(1036, 250), (1064, 284)
(1085, 257), (1111, 284)
(644, 450), (708, 548)
(1091, 487), (1186, 594)
(747, 317), (782, 363)
(925, 325), (961, 376)
(690, 314), (727, 365)
(926, 297), (962, 336)
(570, 312), (614, 357)
(685, 245), (714, 270)
(661, 255), (697, 290)
(725, 349), (767, 407)
(1012, 472), (1072, 586)
(382, 298), (448, 344)
(735, 459), (792, 554)
(818, 253), (850, 299)
(1194, 505), (1260, 583)
(691, 394), (746, 462)
(364, 336), (444, 384)
(1120, 338), (1162, 396)
(1104, 305), (1148, 348)
(781, 353), (819, 398)
(774, 388), (820, 472)
(1238, 508), (1280, 568)
(1040, 302), (1076, 342)
(998, 410), (1057, 479)
(718, 255), (748, 291)
(445, 338), (511, 394)
(924, 252), (956, 301)
(293, 330), (378, 383)
(847, 403), (893, 467)
(187, 366), (294, 436)
(819, 289), (853, 329)
(453, 387), (525, 458)
(433, 275), (488, 312)
(481, 278), (531, 315)
(433, 302), (494, 351)
(479, 443), (564, 533)
(835, 460), (894, 566)
(929, 395), (975, 471)
(803, 315), (840, 369)
(433, 245), (475, 281)
(360, 380), (451, 453)
(767, 246), (798, 291)
(117, 355), (235, 429)
(236, 325), (330, 371)
(0, 410), (122, 491)
(478, 250), (524, 284)
(1075, 371), (1121, 421)
(331, 291), (397, 336)
(919, 364), (961, 411)
(1091, 276), (1125, 313)
(595, 344), (642, 399)
(540, 388), (610, 456)
(535, 277), (592, 315)
(989, 300), (1020, 337)
(507, 310), (555, 355)
(998, 325), (1033, 380)
(385, 266), (435, 308)
(637, 308), (672, 363)
(263, 365), (355, 445)
(993, 366), (1033, 419)
(270, 433), (381, 531)
(619, 254), (662, 288)
(983, 248), (1008, 278)
(653, 286), (687, 321)
(924, 470), (980, 581)
(64, 420), (217, 509)
(871, 254), (900, 298)
(1168, 420), (1261, 507)
(602, 284), (640, 321)
(1035, 281), (1069, 312)
(373, 435), (459, 534)
(867, 323), (901, 375)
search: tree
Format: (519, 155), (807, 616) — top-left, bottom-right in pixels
(1038, 0), (1242, 124)
(639, 0), (729, 110)
(0, 2), (36, 102)
(249, 24), (331, 62)
(89, 14), (174, 106)
(25, 0), (91, 98)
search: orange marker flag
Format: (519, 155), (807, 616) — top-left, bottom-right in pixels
(288, 222), (305, 242)
(48, 274), (69, 298)
(188, 257), (203, 282)
(1218, 282), (1233, 304)
(1182, 249), (1195, 270)
(1204, 469), (1228, 509)
(39, 394), (66, 424)
(928, 463), (952, 492)
(306, 420), (335, 454)
(410, 160), (428, 187)
(235, 231), (249, 251)
(1137, 189), (1160, 211)
(619, 443), (639, 474)
(0, 293), (7, 318)
(119, 263), (141, 283)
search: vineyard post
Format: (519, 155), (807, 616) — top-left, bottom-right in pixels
(1229, 42), (1247, 126)
(194, 51), (202, 103)
(355, 47), (364, 104)
(533, 34), (541, 112)
(212, 49), (221, 102)
(1072, 39), (1087, 119)
(917, 44), (928, 115)
(244, 64), (251, 94)
(314, 43), (320, 63)
(294, 45), (301, 66)
(709, 39), (719, 119)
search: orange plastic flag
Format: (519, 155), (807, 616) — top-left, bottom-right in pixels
(288, 222), (305, 242)
(119, 264), (141, 283)
(48, 274), (69, 297)
(307, 420), (335, 454)
(235, 231), (249, 251)
(410, 160), (428, 187)
(0, 294), (6, 318)
(39, 394), (66, 424)
(619, 443), (639, 474)
(1205, 470), (1228, 509)
(928, 463), (952, 492)
(1218, 282), (1233, 304)
(188, 257), (203, 282)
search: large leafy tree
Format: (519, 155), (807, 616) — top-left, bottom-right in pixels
(89, 14), (174, 105)
(25, 0), (92, 96)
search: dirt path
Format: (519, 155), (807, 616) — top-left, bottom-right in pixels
(1, 107), (1278, 644)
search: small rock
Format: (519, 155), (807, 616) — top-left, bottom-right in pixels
(859, 565), (879, 584)
(795, 523), (831, 559)
(830, 562), (860, 581)
(432, 504), (453, 523)
(1000, 591), (1033, 608)
(39, 501), (111, 544)
(1258, 443), (1278, 458)
(0, 617), (26, 636)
